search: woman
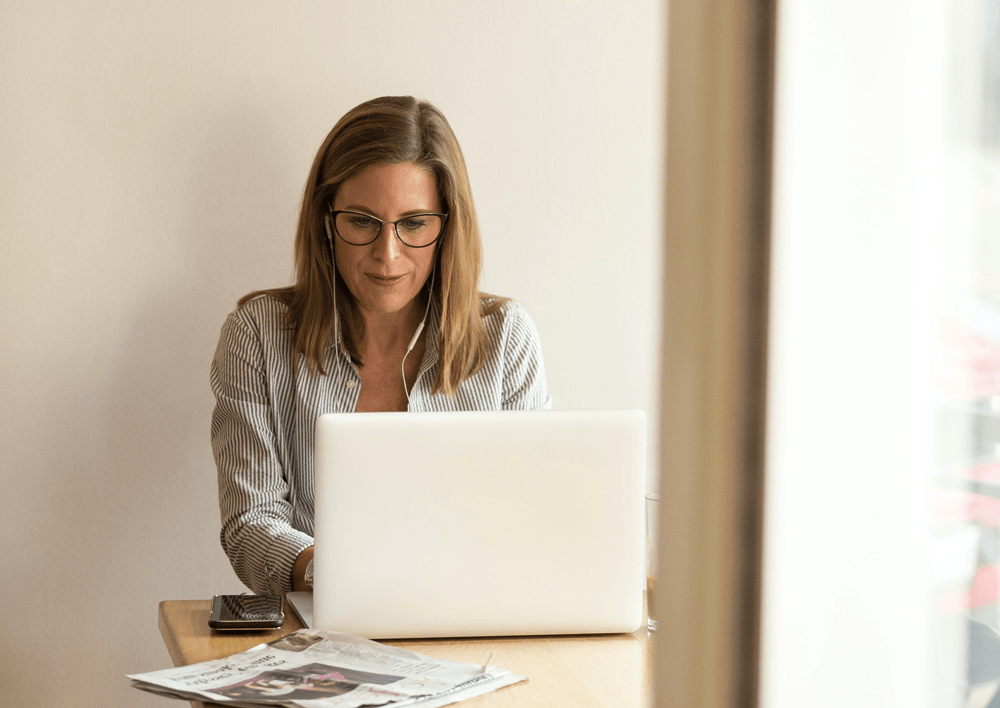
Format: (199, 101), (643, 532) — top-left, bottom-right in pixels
(211, 96), (551, 596)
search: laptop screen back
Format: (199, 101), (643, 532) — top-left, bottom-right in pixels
(312, 409), (646, 638)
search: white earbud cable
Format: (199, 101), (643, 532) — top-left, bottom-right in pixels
(402, 258), (436, 403)
(325, 213), (339, 346)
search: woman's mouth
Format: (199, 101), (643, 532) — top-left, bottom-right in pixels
(366, 273), (405, 286)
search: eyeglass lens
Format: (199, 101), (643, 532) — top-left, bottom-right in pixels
(335, 212), (443, 247)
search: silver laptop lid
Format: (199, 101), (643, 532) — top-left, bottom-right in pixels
(313, 409), (646, 638)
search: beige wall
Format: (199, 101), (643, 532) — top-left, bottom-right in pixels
(0, 2), (663, 705)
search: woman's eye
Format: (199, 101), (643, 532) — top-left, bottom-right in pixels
(347, 216), (377, 228)
(400, 218), (427, 231)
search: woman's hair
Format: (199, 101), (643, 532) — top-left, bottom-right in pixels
(240, 95), (503, 396)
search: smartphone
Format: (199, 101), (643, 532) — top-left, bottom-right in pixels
(209, 594), (284, 631)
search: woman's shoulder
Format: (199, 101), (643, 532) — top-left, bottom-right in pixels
(223, 291), (292, 337)
(480, 293), (518, 322)
(480, 292), (533, 313)
(479, 294), (541, 341)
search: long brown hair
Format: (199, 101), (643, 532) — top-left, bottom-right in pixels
(240, 96), (503, 396)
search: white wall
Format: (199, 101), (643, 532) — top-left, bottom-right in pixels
(0, 2), (663, 705)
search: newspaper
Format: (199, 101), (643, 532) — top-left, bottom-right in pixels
(129, 629), (525, 707)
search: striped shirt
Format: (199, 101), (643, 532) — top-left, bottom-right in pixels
(210, 294), (551, 595)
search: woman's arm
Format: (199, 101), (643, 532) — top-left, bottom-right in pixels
(211, 306), (314, 595)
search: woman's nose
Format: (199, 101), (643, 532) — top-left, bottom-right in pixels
(372, 224), (401, 261)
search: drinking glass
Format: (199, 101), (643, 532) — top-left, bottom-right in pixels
(645, 493), (659, 631)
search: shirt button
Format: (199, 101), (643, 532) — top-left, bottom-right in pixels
(346, 380), (357, 389)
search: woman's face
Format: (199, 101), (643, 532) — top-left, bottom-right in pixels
(332, 162), (442, 323)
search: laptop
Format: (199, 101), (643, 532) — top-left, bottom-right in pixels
(309, 409), (646, 639)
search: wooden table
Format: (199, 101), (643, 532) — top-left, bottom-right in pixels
(158, 599), (653, 707)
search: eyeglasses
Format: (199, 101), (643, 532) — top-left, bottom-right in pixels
(328, 210), (448, 248)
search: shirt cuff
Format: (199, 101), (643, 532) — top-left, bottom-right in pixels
(262, 529), (314, 595)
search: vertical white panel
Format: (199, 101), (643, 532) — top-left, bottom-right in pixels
(764, 0), (1000, 706)
(762, 1), (936, 706)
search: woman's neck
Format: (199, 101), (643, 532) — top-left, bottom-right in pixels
(357, 295), (427, 360)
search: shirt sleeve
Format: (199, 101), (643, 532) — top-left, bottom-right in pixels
(500, 302), (553, 411)
(210, 308), (313, 595)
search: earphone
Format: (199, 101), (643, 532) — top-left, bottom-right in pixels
(325, 214), (340, 346)
(327, 211), (433, 403)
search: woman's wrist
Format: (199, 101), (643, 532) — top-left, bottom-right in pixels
(291, 545), (315, 591)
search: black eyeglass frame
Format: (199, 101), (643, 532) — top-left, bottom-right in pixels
(327, 209), (449, 249)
